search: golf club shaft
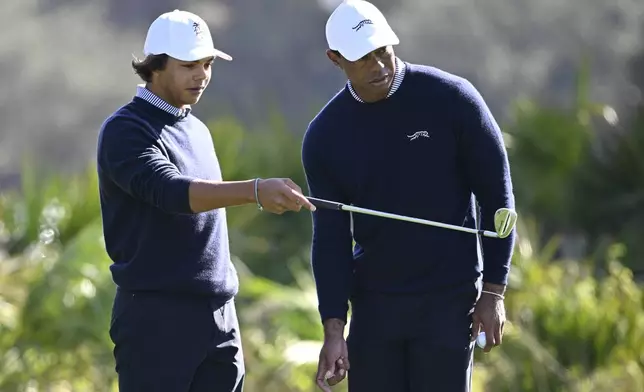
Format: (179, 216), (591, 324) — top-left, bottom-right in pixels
(306, 197), (499, 238)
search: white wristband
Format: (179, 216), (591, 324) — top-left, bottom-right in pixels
(481, 290), (505, 300)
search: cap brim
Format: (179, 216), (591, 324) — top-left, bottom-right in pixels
(213, 48), (233, 61)
(175, 46), (233, 62)
(339, 31), (399, 62)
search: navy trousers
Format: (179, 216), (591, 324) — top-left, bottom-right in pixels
(109, 289), (245, 392)
(346, 290), (477, 392)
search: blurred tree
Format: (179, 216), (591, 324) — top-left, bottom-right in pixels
(501, 58), (644, 276)
(503, 61), (604, 237)
(627, 41), (644, 97)
(572, 106), (644, 275)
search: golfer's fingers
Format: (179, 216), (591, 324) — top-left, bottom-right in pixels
(337, 357), (349, 371)
(264, 193), (294, 214)
(278, 194), (301, 212)
(495, 321), (503, 346)
(470, 317), (481, 342)
(321, 357), (348, 386)
(484, 324), (496, 352)
(332, 361), (346, 381)
(284, 188), (315, 211)
(284, 178), (302, 193)
(315, 363), (333, 392)
(341, 356), (350, 370)
(316, 377), (331, 392)
(267, 200), (286, 215)
(278, 179), (315, 211)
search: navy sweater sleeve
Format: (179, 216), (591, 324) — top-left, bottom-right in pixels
(301, 120), (354, 324)
(454, 80), (516, 285)
(98, 118), (196, 214)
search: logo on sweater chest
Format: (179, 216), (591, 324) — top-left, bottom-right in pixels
(406, 131), (431, 141)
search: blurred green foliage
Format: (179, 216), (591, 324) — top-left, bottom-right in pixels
(1, 75), (643, 391)
(505, 61), (644, 274)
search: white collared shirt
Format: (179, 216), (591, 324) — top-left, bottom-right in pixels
(135, 85), (191, 118)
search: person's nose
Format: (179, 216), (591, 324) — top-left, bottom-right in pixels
(194, 67), (208, 81)
(368, 55), (387, 75)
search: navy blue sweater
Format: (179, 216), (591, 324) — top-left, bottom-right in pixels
(301, 62), (516, 323)
(97, 96), (238, 300)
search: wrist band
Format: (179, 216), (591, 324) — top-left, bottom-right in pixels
(481, 290), (505, 300)
(254, 178), (263, 211)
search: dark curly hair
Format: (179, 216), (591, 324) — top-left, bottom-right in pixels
(131, 54), (169, 82)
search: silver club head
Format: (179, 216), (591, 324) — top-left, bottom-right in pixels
(493, 208), (518, 238)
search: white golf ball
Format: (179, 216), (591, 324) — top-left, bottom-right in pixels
(476, 332), (486, 348)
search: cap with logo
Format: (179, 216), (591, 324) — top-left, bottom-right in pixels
(143, 9), (232, 62)
(325, 0), (399, 62)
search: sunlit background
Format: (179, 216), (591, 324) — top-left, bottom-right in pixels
(1, 0), (644, 391)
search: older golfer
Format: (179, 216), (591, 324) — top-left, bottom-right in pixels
(97, 9), (315, 392)
(301, 1), (516, 391)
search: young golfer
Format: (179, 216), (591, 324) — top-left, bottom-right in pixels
(97, 9), (315, 392)
(301, 1), (516, 391)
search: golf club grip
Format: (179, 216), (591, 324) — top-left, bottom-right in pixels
(306, 197), (344, 211)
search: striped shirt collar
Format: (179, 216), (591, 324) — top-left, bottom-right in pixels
(135, 85), (191, 118)
(347, 57), (406, 103)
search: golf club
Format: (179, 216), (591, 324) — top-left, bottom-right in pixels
(306, 197), (517, 239)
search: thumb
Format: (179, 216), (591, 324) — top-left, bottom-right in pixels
(326, 359), (337, 379)
(316, 356), (329, 381)
(316, 358), (332, 392)
(471, 315), (481, 342)
(342, 355), (351, 370)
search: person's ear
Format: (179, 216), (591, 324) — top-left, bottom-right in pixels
(326, 49), (342, 69)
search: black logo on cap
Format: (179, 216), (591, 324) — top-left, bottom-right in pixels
(193, 21), (204, 38)
(352, 19), (373, 31)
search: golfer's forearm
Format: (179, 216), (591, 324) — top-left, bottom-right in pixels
(188, 179), (256, 213)
(323, 318), (346, 339)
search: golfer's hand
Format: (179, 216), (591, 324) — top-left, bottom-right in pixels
(316, 335), (349, 391)
(256, 178), (315, 214)
(471, 284), (506, 353)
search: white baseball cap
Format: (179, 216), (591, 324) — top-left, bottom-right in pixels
(325, 0), (399, 62)
(143, 9), (232, 62)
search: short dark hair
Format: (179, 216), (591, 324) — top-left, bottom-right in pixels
(131, 54), (169, 82)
